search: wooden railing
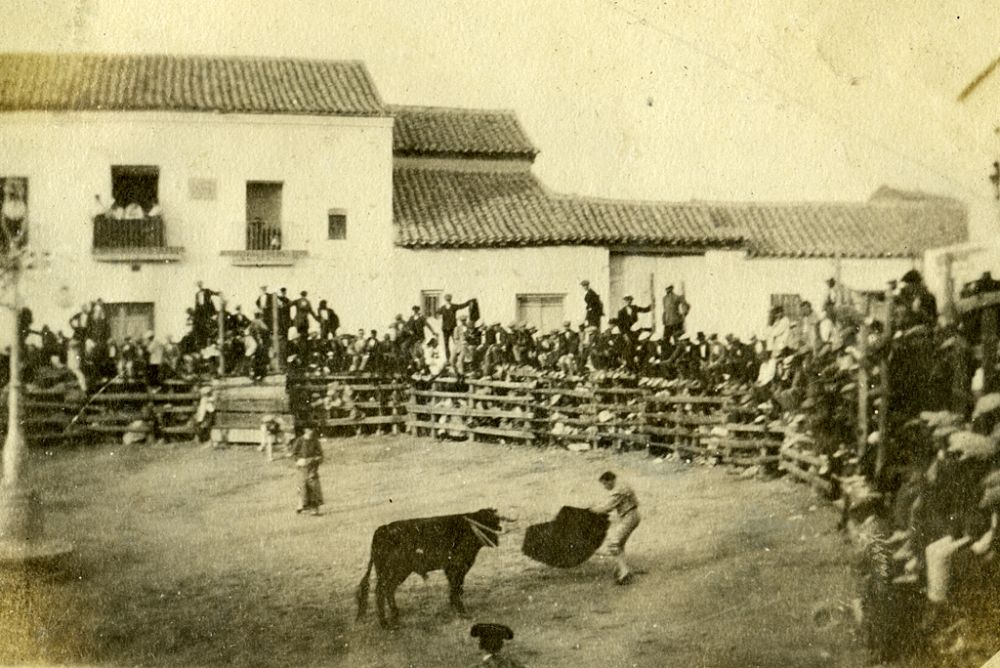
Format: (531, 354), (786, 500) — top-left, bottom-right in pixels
(93, 215), (166, 249)
(246, 223), (282, 251)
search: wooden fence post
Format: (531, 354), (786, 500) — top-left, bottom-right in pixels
(875, 291), (892, 479)
(857, 304), (869, 459)
(271, 293), (282, 374)
(217, 297), (226, 377)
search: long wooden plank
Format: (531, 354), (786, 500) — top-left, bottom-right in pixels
(591, 387), (647, 396)
(647, 395), (729, 405)
(471, 425), (535, 440)
(89, 392), (200, 402)
(404, 403), (530, 420)
(467, 378), (537, 390)
(713, 438), (783, 452)
(724, 454), (781, 466)
(321, 415), (406, 427)
(296, 383), (410, 393)
(531, 387), (594, 399)
(641, 425), (701, 438)
(780, 446), (827, 468)
(779, 461), (833, 493)
(725, 423), (786, 435)
(406, 419), (471, 434)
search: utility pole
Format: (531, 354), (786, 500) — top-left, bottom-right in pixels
(217, 295), (226, 377)
(0, 188), (71, 562)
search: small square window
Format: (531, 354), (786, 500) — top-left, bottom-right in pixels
(328, 209), (347, 240)
(421, 290), (442, 317)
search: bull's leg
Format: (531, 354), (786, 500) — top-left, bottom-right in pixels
(445, 565), (470, 614)
(386, 581), (401, 625)
(375, 576), (390, 628)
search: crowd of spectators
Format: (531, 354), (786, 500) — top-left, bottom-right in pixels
(10, 268), (950, 398)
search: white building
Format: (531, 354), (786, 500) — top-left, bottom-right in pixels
(388, 107), (968, 338)
(0, 53), (968, 343)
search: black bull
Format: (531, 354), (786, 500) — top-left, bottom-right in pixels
(356, 508), (503, 627)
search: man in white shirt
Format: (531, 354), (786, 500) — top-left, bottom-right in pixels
(590, 470), (641, 585)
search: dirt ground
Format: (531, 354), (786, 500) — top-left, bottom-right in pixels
(0, 435), (870, 667)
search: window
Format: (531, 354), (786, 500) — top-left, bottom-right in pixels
(421, 290), (442, 317)
(516, 293), (565, 332)
(328, 209), (347, 240)
(770, 293), (803, 319)
(107, 302), (155, 342)
(246, 182), (283, 250)
(112, 166), (159, 212)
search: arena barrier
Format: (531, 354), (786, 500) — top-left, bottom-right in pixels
(404, 373), (785, 469)
(292, 373), (409, 436)
(2, 377), (200, 443)
(7, 372), (792, 474)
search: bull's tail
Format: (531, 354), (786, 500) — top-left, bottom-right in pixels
(355, 551), (375, 621)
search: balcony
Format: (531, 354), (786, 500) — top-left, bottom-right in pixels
(92, 215), (184, 263)
(219, 222), (307, 267)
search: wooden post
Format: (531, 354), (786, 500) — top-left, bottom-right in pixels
(217, 296), (226, 377)
(875, 291), (892, 479)
(271, 292), (281, 374)
(3, 290), (25, 486)
(649, 272), (656, 337)
(983, 307), (999, 394)
(857, 317), (870, 459)
(942, 253), (956, 323)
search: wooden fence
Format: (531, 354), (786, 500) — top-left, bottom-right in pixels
(2, 378), (199, 443)
(4, 372), (830, 487)
(293, 373), (408, 435)
(405, 375), (785, 468)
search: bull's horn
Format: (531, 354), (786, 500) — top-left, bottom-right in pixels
(498, 515), (518, 522)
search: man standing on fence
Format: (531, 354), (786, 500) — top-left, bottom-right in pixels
(291, 426), (324, 516)
(581, 280), (604, 330)
(590, 470), (640, 585)
(661, 285), (689, 341)
(292, 291), (316, 340)
(437, 294), (473, 360)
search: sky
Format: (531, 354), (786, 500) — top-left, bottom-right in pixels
(3, 0), (999, 236)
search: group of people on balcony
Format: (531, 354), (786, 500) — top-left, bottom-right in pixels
(92, 194), (162, 221)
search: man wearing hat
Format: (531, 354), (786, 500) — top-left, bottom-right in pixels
(898, 269), (937, 329)
(470, 623), (525, 667)
(590, 470), (640, 585)
(580, 280), (604, 330)
(661, 284), (689, 340)
(437, 293), (475, 360)
(616, 295), (651, 342)
(290, 426), (324, 515)
(292, 291), (316, 340)
(193, 280), (219, 347)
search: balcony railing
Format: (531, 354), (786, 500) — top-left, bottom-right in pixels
(91, 215), (183, 262)
(246, 223), (282, 251)
(221, 221), (305, 266)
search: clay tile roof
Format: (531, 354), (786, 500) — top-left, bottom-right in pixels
(722, 201), (967, 258)
(393, 168), (742, 248)
(394, 168), (967, 255)
(0, 53), (385, 116)
(389, 105), (538, 159)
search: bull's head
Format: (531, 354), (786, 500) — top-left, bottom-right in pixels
(466, 508), (505, 548)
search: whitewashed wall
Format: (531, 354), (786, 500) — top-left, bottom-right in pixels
(0, 111), (394, 339)
(389, 245), (610, 330)
(611, 251), (917, 339)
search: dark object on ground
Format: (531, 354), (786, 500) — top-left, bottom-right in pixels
(522, 506), (609, 568)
